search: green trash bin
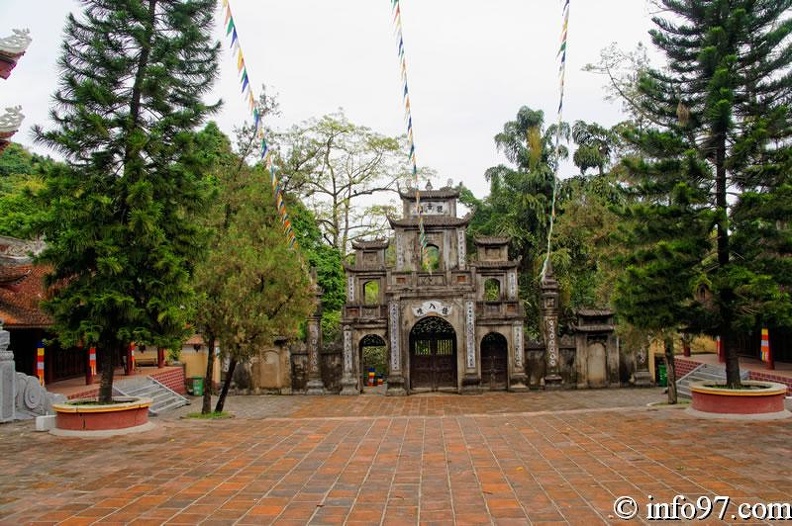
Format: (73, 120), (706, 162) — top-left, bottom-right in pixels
(191, 376), (204, 396)
(657, 364), (668, 387)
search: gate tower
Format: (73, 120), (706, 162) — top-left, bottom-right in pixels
(341, 181), (527, 395)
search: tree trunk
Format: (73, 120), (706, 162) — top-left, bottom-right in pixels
(715, 137), (742, 388)
(201, 335), (216, 415)
(664, 336), (677, 405)
(214, 357), (237, 413)
(98, 343), (117, 404)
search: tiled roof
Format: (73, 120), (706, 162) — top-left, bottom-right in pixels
(474, 236), (511, 246)
(398, 187), (459, 200)
(352, 239), (390, 250)
(0, 263), (52, 328)
(387, 214), (471, 228)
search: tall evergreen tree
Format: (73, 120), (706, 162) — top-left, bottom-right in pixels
(34, 0), (221, 403)
(615, 0), (791, 387)
(469, 107), (568, 333)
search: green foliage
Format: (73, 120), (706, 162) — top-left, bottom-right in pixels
(470, 107), (572, 330)
(613, 0), (792, 386)
(33, 0), (221, 402)
(0, 143), (60, 237)
(271, 111), (409, 252)
(194, 143), (315, 364)
(290, 201), (346, 314)
(552, 172), (628, 314)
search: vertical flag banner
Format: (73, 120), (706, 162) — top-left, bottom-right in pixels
(760, 328), (773, 369)
(89, 346), (97, 376)
(541, 0), (570, 280)
(391, 0), (427, 268)
(760, 328), (769, 362)
(36, 342), (44, 386)
(221, 0), (298, 250)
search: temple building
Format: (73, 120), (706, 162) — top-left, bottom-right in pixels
(0, 28), (31, 155)
(341, 182), (527, 395)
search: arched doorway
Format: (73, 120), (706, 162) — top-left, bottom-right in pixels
(409, 316), (457, 392)
(481, 332), (508, 390)
(360, 334), (387, 390)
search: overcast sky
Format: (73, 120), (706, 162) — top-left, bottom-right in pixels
(2, 1), (657, 198)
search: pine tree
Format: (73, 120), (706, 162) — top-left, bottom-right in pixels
(615, 0), (791, 387)
(34, 0), (221, 403)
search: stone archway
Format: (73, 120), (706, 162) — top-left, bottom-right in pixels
(409, 316), (457, 392)
(359, 334), (386, 390)
(481, 332), (508, 390)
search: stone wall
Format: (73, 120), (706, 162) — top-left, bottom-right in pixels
(290, 345), (343, 394)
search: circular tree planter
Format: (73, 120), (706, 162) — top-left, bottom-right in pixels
(688, 381), (790, 419)
(52, 397), (154, 435)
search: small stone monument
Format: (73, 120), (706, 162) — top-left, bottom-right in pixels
(541, 264), (563, 389)
(305, 278), (325, 395)
(0, 320), (16, 422)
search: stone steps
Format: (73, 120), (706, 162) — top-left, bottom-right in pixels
(676, 363), (749, 399)
(114, 376), (189, 416)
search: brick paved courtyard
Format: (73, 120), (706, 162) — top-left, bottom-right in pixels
(1, 389), (790, 525)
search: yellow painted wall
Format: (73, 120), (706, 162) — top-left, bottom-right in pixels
(648, 334), (717, 379)
(179, 345), (221, 387)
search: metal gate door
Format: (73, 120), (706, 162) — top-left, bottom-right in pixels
(481, 332), (508, 390)
(409, 317), (457, 391)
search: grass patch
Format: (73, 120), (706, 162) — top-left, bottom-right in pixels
(184, 411), (233, 420)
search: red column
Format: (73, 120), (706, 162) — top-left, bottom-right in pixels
(716, 336), (724, 363)
(125, 342), (135, 375)
(85, 346), (96, 385)
(157, 347), (165, 368)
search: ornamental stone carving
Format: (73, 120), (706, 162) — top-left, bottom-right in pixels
(0, 29), (32, 55)
(0, 106), (24, 134)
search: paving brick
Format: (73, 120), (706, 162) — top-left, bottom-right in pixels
(1, 389), (790, 524)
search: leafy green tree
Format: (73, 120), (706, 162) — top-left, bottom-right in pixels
(0, 143), (58, 237)
(193, 151), (314, 413)
(570, 120), (619, 176)
(615, 0), (792, 388)
(33, 0), (221, 403)
(271, 112), (412, 253)
(469, 107), (569, 333)
(552, 171), (627, 312)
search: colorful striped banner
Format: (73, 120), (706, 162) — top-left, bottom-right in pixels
(391, 0), (427, 268)
(541, 0), (570, 281)
(221, 0), (298, 250)
(760, 328), (771, 364)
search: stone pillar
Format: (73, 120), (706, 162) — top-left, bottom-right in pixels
(541, 264), (563, 389)
(305, 285), (325, 395)
(340, 326), (358, 395)
(461, 299), (480, 393)
(509, 324), (528, 391)
(386, 300), (406, 395)
(0, 322), (16, 423)
(633, 345), (653, 387)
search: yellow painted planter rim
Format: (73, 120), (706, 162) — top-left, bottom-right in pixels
(53, 397), (153, 414)
(690, 381), (787, 397)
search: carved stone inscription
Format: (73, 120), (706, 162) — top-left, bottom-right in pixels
(465, 301), (476, 369)
(343, 327), (352, 373)
(389, 302), (401, 372)
(545, 316), (558, 368)
(412, 301), (452, 317)
(457, 229), (466, 269)
(347, 277), (355, 302)
(513, 325), (523, 369)
(308, 322), (320, 374)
